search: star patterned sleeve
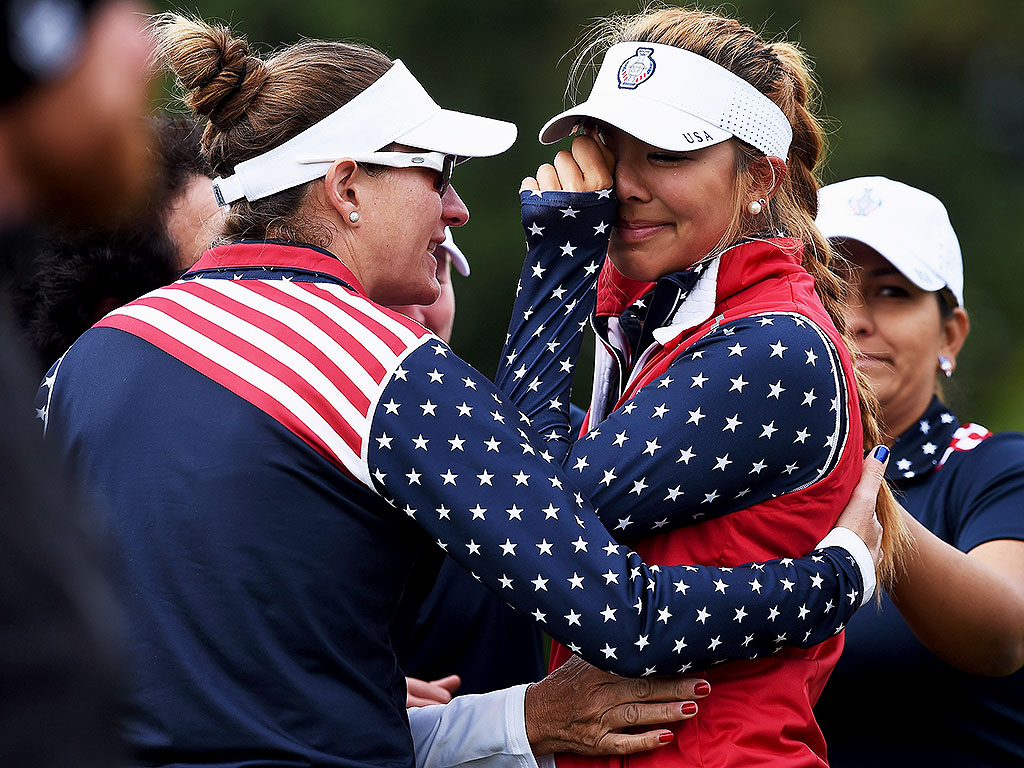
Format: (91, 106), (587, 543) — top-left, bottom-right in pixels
(568, 313), (851, 536)
(493, 189), (615, 462)
(365, 342), (866, 676)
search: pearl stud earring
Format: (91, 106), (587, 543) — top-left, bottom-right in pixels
(747, 198), (766, 215)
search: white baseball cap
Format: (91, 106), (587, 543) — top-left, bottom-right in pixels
(540, 41), (792, 159)
(437, 227), (470, 277)
(817, 176), (964, 306)
(212, 60), (517, 205)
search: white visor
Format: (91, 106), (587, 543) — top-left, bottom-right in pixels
(540, 42), (792, 159)
(212, 60), (517, 205)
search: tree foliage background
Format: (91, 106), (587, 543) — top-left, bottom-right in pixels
(158, 0), (1024, 431)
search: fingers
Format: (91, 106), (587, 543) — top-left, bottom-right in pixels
(570, 135), (614, 191)
(604, 699), (700, 730)
(405, 675), (460, 708)
(527, 134), (615, 194)
(553, 150), (585, 192)
(617, 675), (710, 703)
(597, 729), (677, 755)
(536, 164), (561, 192)
(852, 446), (889, 508)
(520, 177), (540, 193)
(835, 446), (889, 566)
(430, 674), (461, 696)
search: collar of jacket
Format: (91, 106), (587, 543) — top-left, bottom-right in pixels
(187, 240), (366, 296)
(886, 395), (960, 484)
(595, 236), (804, 344)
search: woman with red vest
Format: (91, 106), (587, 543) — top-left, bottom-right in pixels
(499, 7), (906, 767)
(813, 177), (1024, 766)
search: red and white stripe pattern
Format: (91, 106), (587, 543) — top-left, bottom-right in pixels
(98, 275), (433, 485)
(938, 422), (994, 468)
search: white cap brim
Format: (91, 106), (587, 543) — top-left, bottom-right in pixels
(540, 95), (731, 152)
(399, 108), (517, 159)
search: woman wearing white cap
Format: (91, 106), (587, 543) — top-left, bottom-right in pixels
(813, 177), (1024, 767)
(35, 14), (885, 768)
(497, 7), (907, 768)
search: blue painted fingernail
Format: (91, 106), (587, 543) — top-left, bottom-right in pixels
(872, 445), (889, 462)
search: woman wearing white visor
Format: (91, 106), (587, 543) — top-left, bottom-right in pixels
(500, 7), (906, 768)
(813, 177), (1024, 767)
(37, 12), (884, 768)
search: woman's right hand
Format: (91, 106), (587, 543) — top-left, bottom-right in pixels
(521, 133), (615, 194)
(834, 448), (889, 567)
(524, 654), (709, 756)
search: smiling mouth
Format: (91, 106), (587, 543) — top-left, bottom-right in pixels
(613, 220), (670, 243)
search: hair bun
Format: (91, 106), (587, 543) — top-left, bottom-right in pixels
(156, 14), (270, 132)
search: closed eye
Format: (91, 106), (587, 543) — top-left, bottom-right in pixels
(649, 152), (690, 163)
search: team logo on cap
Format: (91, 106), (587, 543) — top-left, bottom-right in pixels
(618, 47), (656, 90)
(849, 188), (882, 217)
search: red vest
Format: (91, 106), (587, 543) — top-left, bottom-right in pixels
(552, 239), (863, 767)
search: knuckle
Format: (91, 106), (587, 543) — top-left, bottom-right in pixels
(621, 702), (642, 725)
(630, 676), (654, 700)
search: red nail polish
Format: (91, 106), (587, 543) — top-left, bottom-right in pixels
(681, 701), (698, 715)
(694, 682), (711, 696)
(658, 732), (674, 744)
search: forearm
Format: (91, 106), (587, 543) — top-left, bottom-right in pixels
(890, 511), (1024, 675)
(495, 190), (613, 460)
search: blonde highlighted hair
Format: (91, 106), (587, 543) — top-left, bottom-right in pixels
(573, 6), (908, 585)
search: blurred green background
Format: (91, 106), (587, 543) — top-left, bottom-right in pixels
(156, 0), (1024, 430)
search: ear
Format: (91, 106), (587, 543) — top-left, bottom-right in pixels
(322, 159), (363, 225)
(749, 156), (788, 200)
(939, 306), (970, 373)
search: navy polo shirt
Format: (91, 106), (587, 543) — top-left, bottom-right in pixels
(817, 397), (1024, 766)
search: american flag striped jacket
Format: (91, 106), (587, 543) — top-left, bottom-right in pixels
(37, 233), (867, 767)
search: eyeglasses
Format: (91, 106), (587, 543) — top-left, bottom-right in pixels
(298, 151), (456, 196)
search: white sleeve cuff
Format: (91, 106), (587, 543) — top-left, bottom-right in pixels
(410, 683), (538, 768)
(816, 526), (876, 606)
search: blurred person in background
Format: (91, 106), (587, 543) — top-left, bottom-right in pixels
(9, 114), (219, 373)
(814, 176), (1024, 767)
(0, 0), (155, 766)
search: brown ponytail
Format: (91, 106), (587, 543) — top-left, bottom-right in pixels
(154, 14), (392, 247)
(574, 8), (909, 585)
